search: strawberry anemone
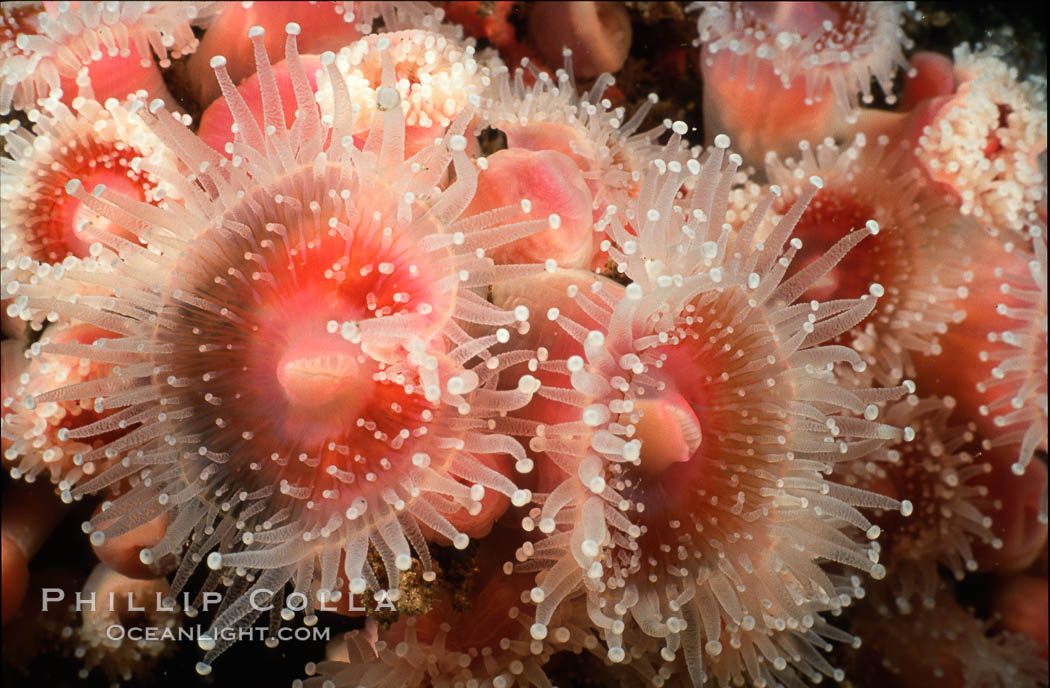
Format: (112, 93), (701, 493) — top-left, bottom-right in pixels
(296, 534), (594, 688)
(914, 227), (1047, 491)
(316, 29), (502, 157)
(0, 1), (208, 113)
(5, 24), (547, 672)
(483, 52), (687, 268)
(689, 1), (913, 165)
(914, 45), (1047, 239)
(197, 27), (494, 156)
(1, 93), (175, 323)
(499, 138), (909, 687)
(1, 322), (120, 491)
(839, 394), (1000, 612)
(761, 133), (973, 384)
(850, 586), (1049, 688)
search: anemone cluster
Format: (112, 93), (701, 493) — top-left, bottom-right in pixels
(0, 3), (1047, 688)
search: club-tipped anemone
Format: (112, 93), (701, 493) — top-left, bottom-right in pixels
(762, 133), (973, 384)
(991, 574), (1050, 659)
(0, 1), (210, 114)
(72, 563), (179, 685)
(4, 24), (553, 671)
(977, 229), (1048, 479)
(1, 323), (121, 490)
(688, 1), (913, 165)
(339, 1), (465, 40)
(914, 225), (1047, 487)
(295, 535), (594, 688)
(315, 29), (502, 157)
(500, 138), (911, 686)
(839, 394), (1001, 612)
(915, 44), (1047, 239)
(850, 586), (1050, 688)
(692, 2), (913, 114)
(483, 52), (688, 249)
(1, 94), (177, 324)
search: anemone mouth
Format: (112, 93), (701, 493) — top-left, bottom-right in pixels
(275, 340), (363, 410)
(626, 394), (702, 476)
(152, 163), (458, 507)
(0, 2), (204, 112)
(607, 297), (795, 565)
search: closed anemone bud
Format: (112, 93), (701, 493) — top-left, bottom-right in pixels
(1, 480), (67, 624)
(23, 25), (540, 664)
(691, 1), (913, 165)
(899, 51), (957, 111)
(90, 504), (170, 580)
(503, 137), (907, 687)
(972, 452), (1048, 574)
(990, 575), (1049, 659)
(483, 53), (687, 267)
(197, 53), (325, 156)
(526, 2), (632, 79)
(465, 148), (595, 268)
